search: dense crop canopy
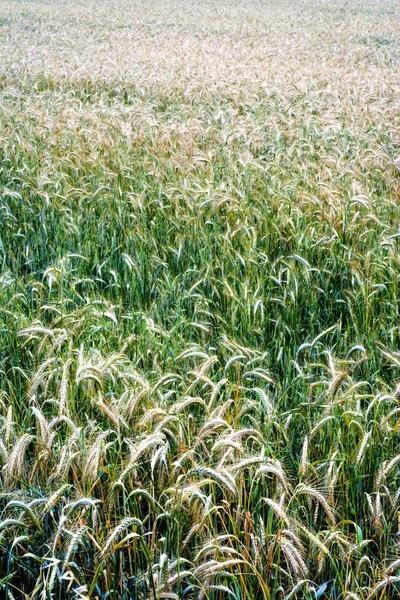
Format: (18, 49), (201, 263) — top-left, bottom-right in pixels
(0, 0), (399, 598)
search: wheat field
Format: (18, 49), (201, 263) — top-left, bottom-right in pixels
(0, 0), (400, 598)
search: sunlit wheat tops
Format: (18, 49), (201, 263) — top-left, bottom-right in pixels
(0, 0), (400, 598)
